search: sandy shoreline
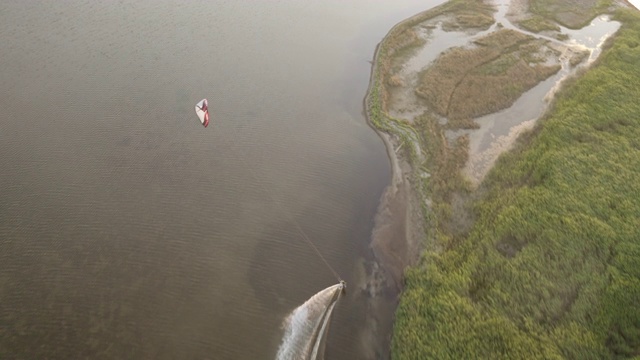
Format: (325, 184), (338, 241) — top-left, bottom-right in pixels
(354, 11), (438, 356)
(362, 5), (438, 292)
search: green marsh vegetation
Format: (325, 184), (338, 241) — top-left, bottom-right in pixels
(392, 7), (640, 359)
(380, 0), (496, 96)
(415, 29), (562, 121)
(521, 0), (614, 30)
(519, 15), (562, 33)
(367, 0), (494, 167)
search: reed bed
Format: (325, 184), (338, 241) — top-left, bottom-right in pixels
(524, 0), (614, 30)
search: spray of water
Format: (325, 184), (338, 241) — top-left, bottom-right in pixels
(276, 283), (345, 360)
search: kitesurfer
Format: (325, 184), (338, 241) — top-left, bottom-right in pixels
(195, 99), (209, 127)
(339, 280), (347, 295)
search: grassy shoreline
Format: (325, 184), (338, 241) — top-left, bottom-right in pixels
(365, 1), (640, 358)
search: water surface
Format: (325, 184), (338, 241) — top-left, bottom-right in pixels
(0, 1), (444, 359)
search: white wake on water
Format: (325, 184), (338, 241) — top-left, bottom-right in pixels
(276, 283), (345, 360)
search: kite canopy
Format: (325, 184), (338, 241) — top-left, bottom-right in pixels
(195, 99), (209, 127)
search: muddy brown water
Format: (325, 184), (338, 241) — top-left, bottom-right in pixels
(0, 1), (452, 359)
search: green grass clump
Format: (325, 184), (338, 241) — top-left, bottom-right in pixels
(527, 0), (614, 29)
(519, 16), (562, 32)
(439, 0), (496, 31)
(392, 8), (640, 359)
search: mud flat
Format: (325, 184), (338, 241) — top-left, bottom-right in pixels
(360, 0), (628, 356)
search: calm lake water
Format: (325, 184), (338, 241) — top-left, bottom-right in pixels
(0, 1), (443, 358)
